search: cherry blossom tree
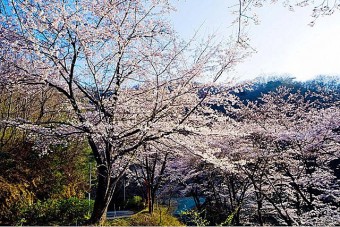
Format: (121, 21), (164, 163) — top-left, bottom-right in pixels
(233, 0), (340, 45)
(0, 0), (246, 223)
(129, 143), (173, 214)
(205, 86), (340, 225)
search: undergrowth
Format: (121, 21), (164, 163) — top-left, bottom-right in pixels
(105, 206), (183, 226)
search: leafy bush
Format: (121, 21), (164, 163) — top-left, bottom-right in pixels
(16, 197), (93, 225)
(180, 209), (209, 226)
(125, 195), (144, 210)
(0, 178), (34, 225)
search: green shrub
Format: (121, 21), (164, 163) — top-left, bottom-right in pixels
(0, 179), (34, 225)
(16, 197), (93, 225)
(126, 195), (144, 210)
(180, 209), (209, 226)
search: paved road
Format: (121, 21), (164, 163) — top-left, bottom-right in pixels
(107, 210), (134, 219)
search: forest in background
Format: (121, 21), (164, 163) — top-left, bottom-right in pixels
(1, 76), (339, 226)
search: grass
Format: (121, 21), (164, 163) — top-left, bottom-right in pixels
(105, 206), (184, 226)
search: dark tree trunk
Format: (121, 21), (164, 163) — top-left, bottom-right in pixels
(257, 198), (263, 226)
(150, 190), (156, 213)
(88, 165), (115, 225)
(146, 181), (153, 214)
(86, 137), (118, 225)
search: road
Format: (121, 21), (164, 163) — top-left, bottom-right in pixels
(106, 210), (134, 219)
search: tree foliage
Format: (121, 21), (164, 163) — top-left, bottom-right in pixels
(181, 80), (340, 225)
(1, 0), (339, 224)
(0, 0), (245, 223)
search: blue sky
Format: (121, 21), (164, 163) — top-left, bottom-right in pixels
(169, 0), (340, 81)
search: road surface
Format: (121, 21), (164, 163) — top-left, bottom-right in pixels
(106, 210), (134, 219)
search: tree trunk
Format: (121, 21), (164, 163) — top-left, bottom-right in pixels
(150, 190), (156, 214)
(257, 199), (263, 226)
(146, 182), (153, 214)
(88, 166), (113, 225)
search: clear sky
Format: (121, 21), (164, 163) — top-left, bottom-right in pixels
(169, 0), (340, 81)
